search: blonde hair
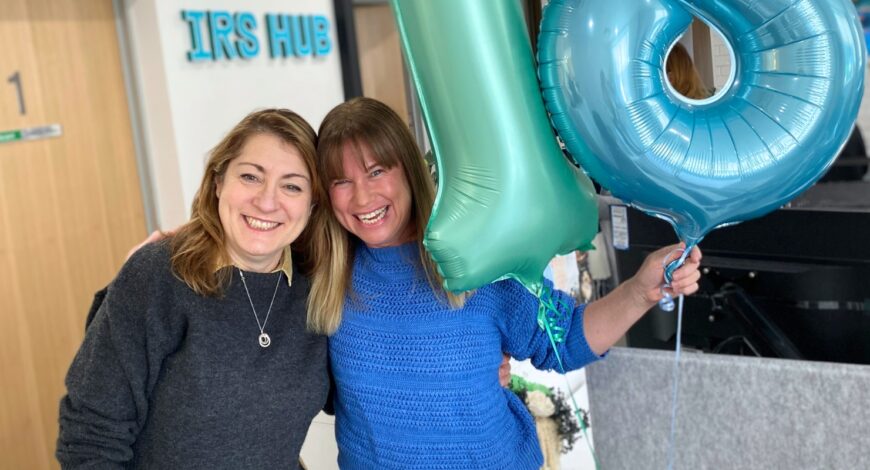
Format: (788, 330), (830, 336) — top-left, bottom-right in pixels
(666, 43), (712, 100)
(169, 108), (344, 334)
(316, 97), (467, 312)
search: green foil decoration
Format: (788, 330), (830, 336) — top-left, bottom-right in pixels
(391, 0), (598, 293)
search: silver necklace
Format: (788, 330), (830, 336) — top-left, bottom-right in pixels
(238, 269), (282, 348)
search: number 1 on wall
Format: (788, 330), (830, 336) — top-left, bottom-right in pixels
(7, 71), (26, 115)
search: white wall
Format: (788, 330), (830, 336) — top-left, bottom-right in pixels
(856, 65), (870, 141)
(710, 30), (730, 92)
(121, 0), (345, 230)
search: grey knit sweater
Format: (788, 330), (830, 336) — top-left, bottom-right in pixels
(57, 241), (329, 469)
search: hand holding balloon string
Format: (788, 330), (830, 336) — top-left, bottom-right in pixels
(649, 244), (702, 312)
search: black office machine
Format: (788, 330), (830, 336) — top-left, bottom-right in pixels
(603, 181), (870, 365)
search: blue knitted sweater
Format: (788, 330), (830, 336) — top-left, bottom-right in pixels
(329, 243), (602, 469)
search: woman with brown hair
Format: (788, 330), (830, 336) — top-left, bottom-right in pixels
(317, 97), (702, 469)
(57, 109), (343, 469)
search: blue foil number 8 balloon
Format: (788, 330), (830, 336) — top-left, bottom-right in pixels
(538, 0), (866, 249)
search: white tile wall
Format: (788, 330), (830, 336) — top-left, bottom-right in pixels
(710, 30), (731, 92)
(856, 65), (870, 140)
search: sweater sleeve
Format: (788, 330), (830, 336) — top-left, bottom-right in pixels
(57, 244), (181, 469)
(495, 278), (604, 372)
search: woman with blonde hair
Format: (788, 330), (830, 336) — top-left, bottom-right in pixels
(57, 108), (343, 469)
(666, 42), (713, 100)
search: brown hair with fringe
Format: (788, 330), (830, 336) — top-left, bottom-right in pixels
(316, 97), (467, 312)
(666, 43), (713, 100)
(168, 108), (343, 334)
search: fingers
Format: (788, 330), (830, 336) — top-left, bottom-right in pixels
(499, 368), (510, 387)
(639, 243), (703, 299)
(144, 230), (165, 244)
(665, 244), (702, 296)
(688, 246), (702, 263)
(498, 353), (512, 388)
(655, 243), (683, 260)
(660, 243), (701, 261)
(662, 245), (702, 277)
(654, 243), (688, 272)
(661, 281), (697, 298)
(669, 260), (701, 295)
(670, 279), (700, 296)
(125, 230), (167, 262)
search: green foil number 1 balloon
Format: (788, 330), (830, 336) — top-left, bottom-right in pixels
(391, 0), (598, 294)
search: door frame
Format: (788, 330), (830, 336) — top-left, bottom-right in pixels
(112, 0), (157, 233)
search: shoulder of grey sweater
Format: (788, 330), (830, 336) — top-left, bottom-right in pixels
(112, 240), (173, 293)
(103, 240), (179, 331)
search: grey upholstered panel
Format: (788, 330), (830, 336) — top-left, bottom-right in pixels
(586, 347), (870, 469)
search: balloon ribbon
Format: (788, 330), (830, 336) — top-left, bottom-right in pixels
(537, 283), (600, 470)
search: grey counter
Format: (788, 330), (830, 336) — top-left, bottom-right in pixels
(586, 347), (870, 469)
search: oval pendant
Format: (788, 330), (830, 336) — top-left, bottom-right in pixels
(258, 333), (271, 348)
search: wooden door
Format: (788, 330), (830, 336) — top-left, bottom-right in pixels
(353, 3), (410, 121)
(0, 1), (147, 467)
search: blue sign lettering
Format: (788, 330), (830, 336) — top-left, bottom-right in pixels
(209, 11), (237, 60)
(292, 16), (313, 56)
(235, 12), (260, 58)
(183, 10), (333, 62)
(313, 15), (331, 56)
(181, 10), (211, 61)
(266, 14), (293, 58)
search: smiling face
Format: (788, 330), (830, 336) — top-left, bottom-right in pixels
(216, 132), (313, 272)
(328, 142), (415, 248)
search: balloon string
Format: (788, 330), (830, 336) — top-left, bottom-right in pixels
(664, 246), (691, 283)
(666, 294), (685, 470)
(660, 244), (691, 467)
(658, 244), (693, 312)
(537, 285), (600, 470)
